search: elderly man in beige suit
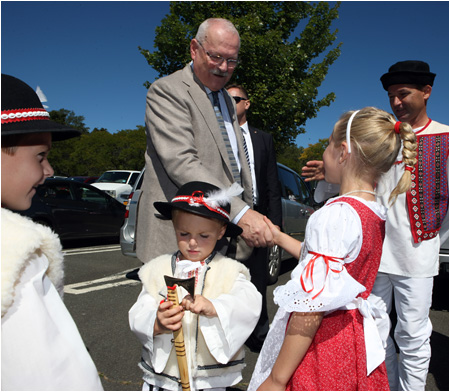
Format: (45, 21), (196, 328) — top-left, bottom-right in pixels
(136, 18), (273, 263)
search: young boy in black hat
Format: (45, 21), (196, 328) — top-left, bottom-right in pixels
(1, 74), (103, 390)
(129, 181), (262, 391)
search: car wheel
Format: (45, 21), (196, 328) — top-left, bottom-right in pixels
(267, 245), (281, 285)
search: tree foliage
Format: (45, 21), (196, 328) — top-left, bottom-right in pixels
(139, 1), (341, 153)
(275, 138), (328, 176)
(276, 144), (304, 175)
(298, 138), (329, 168)
(48, 109), (146, 176)
(49, 108), (90, 134)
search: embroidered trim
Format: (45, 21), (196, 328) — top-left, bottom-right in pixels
(407, 133), (449, 243)
(139, 358), (180, 383)
(198, 358), (245, 370)
(1, 108), (50, 124)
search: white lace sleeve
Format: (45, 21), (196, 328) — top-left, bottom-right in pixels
(274, 199), (366, 313)
(248, 308), (290, 391)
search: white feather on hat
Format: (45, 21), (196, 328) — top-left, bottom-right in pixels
(204, 183), (243, 209)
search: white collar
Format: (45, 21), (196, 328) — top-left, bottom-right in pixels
(240, 121), (249, 134)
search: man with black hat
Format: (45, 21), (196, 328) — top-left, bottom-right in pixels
(1, 74), (103, 390)
(369, 60), (449, 391)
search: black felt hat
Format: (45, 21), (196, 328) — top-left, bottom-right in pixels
(1, 74), (81, 141)
(154, 181), (243, 237)
(380, 60), (436, 91)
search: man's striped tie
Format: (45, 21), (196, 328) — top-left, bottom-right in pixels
(241, 128), (256, 206)
(211, 91), (241, 185)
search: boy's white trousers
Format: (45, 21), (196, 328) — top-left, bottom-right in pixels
(369, 272), (434, 391)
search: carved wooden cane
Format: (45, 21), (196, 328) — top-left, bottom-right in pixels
(164, 275), (195, 391)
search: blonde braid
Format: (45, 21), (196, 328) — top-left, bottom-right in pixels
(388, 121), (417, 204)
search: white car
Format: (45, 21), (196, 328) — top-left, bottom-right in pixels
(120, 169), (145, 257)
(92, 170), (140, 204)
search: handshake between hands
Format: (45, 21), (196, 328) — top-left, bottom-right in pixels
(238, 208), (280, 249)
(237, 160), (324, 250)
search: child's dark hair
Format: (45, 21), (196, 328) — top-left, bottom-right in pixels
(332, 107), (417, 204)
(2, 134), (27, 155)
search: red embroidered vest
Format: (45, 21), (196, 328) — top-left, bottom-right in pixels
(406, 120), (449, 243)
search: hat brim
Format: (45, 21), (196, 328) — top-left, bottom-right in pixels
(380, 71), (436, 90)
(2, 119), (81, 141)
(154, 201), (243, 238)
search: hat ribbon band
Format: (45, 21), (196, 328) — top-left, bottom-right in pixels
(172, 191), (230, 220)
(1, 108), (50, 124)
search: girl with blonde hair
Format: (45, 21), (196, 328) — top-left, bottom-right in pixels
(249, 107), (416, 391)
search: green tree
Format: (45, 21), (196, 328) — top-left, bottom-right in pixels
(139, 1), (341, 152)
(69, 127), (146, 175)
(113, 127), (147, 170)
(69, 128), (116, 175)
(298, 138), (328, 169)
(277, 144), (305, 175)
(47, 106), (147, 176)
(48, 109), (89, 175)
(49, 108), (90, 134)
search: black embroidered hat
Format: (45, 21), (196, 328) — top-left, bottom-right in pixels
(154, 181), (243, 237)
(1, 74), (81, 141)
(380, 60), (436, 91)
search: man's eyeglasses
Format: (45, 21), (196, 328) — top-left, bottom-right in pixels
(232, 96), (248, 104)
(197, 40), (239, 69)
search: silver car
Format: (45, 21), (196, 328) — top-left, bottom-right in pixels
(120, 163), (319, 284)
(267, 163), (318, 283)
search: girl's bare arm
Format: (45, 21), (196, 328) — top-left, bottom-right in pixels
(258, 311), (324, 390)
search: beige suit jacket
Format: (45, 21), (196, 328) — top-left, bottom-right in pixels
(136, 64), (253, 262)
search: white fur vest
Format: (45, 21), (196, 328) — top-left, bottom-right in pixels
(1, 208), (64, 317)
(138, 252), (251, 383)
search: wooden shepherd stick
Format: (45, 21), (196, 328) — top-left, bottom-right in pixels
(165, 276), (195, 391)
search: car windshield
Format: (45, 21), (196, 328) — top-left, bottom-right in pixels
(97, 172), (130, 184)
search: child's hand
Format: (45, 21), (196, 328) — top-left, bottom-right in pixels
(154, 300), (184, 335)
(264, 216), (302, 259)
(263, 216), (281, 244)
(181, 295), (217, 317)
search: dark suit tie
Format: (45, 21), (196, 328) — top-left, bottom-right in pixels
(211, 91), (241, 185)
(241, 128), (256, 206)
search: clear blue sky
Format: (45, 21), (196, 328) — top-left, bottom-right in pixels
(2, 1), (448, 149)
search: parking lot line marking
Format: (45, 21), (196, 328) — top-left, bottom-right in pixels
(64, 245), (121, 256)
(64, 269), (140, 295)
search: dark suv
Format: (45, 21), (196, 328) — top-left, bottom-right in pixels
(20, 178), (126, 241)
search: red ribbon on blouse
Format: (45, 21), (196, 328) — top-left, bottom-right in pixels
(300, 251), (345, 299)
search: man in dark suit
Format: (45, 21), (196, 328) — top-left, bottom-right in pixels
(226, 84), (282, 352)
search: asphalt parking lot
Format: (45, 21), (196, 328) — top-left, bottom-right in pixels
(65, 246), (448, 391)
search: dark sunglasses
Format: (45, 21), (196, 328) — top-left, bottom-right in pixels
(232, 96), (248, 103)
